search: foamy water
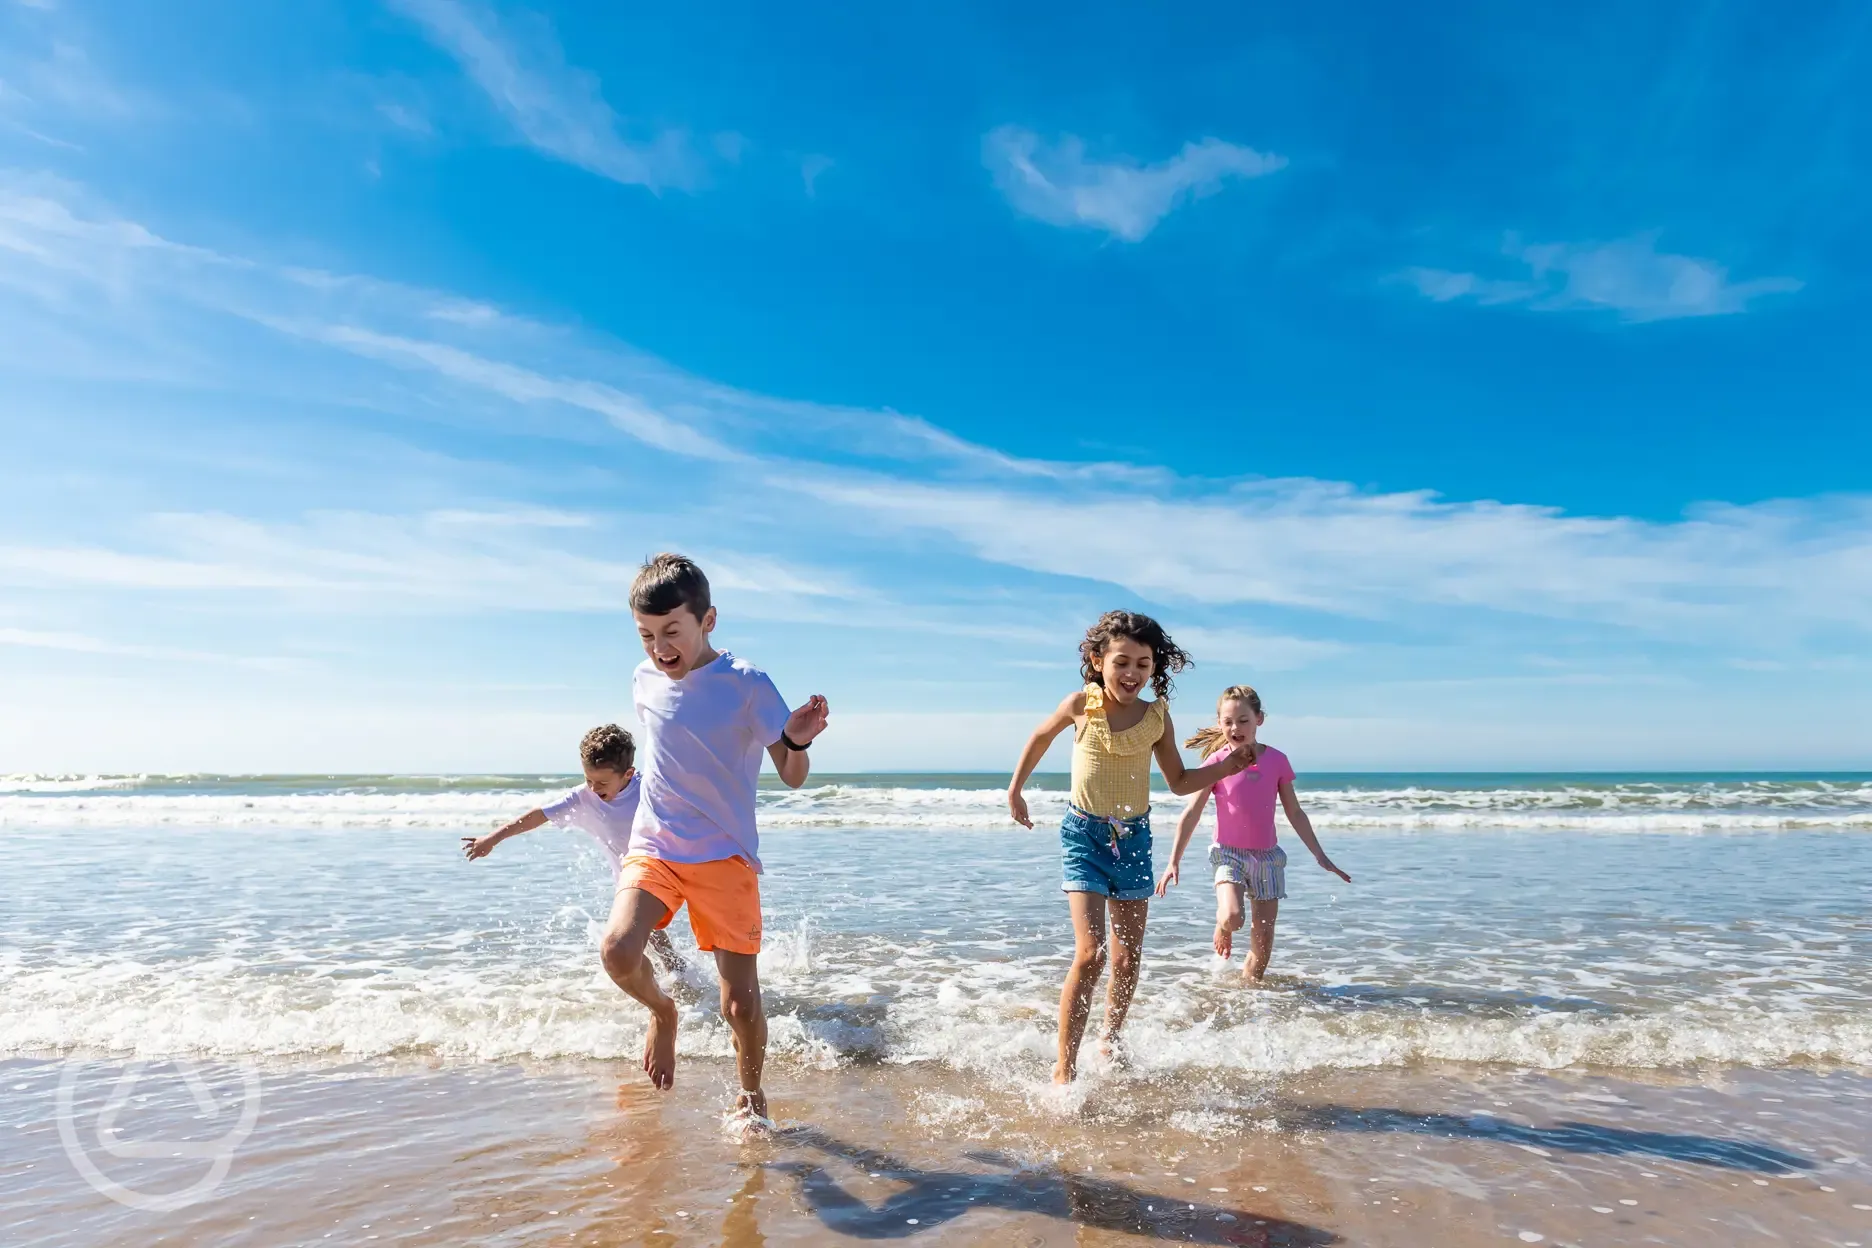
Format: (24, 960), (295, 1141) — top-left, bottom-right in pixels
(4, 772), (1871, 831)
(4, 773), (1868, 1083)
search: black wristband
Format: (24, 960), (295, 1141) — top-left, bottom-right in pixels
(780, 731), (810, 752)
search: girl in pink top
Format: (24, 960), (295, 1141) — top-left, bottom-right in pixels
(1157, 685), (1351, 982)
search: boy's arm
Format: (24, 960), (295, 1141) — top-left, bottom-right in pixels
(1007, 692), (1083, 828)
(1279, 779), (1350, 882)
(1154, 712), (1251, 795)
(462, 808), (547, 860)
(1156, 786), (1213, 895)
(767, 693), (830, 789)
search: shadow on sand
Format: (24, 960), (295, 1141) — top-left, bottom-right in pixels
(767, 1128), (1337, 1245)
(1285, 1104), (1814, 1174)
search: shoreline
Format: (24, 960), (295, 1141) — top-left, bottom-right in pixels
(11, 1056), (1869, 1246)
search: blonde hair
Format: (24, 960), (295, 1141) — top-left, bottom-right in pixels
(1184, 685), (1264, 758)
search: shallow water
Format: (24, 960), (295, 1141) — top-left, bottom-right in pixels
(3, 772), (1870, 1243)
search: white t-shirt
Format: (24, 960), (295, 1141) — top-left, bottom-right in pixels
(631, 651), (790, 871)
(541, 775), (640, 878)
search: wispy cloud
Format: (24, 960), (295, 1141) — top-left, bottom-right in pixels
(391, 0), (695, 190)
(983, 126), (1286, 241)
(4, 177), (1867, 665)
(1400, 234), (1801, 321)
(0, 626), (288, 668)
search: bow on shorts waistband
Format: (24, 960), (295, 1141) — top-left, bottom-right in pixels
(1069, 804), (1149, 837)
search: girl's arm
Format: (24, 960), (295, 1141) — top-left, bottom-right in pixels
(1155, 785), (1213, 895)
(463, 808), (548, 860)
(1007, 691), (1085, 827)
(1151, 710), (1251, 796)
(1279, 779), (1351, 882)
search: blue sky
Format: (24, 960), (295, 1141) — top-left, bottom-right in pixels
(2, 0), (1869, 772)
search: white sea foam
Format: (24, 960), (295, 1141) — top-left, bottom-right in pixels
(4, 957), (1866, 1074)
(3, 775), (1869, 831)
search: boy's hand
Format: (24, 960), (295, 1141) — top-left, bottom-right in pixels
(461, 834), (500, 860)
(1317, 855), (1351, 883)
(785, 694), (830, 747)
(1007, 789), (1033, 829)
(1155, 860), (1180, 896)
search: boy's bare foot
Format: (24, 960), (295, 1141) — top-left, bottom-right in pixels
(1213, 923), (1234, 959)
(642, 1000), (679, 1090)
(1051, 1059), (1076, 1085)
(1241, 967), (1267, 986)
(733, 1088), (769, 1119)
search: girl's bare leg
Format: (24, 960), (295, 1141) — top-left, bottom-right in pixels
(1099, 898), (1149, 1058)
(1243, 898), (1279, 982)
(1214, 882), (1245, 958)
(1054, 891), (1108, 1084)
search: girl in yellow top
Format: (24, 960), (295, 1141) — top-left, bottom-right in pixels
(1007, 611), (1251, 1083)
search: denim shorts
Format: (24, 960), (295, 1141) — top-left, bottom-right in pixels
(1060, 806), (1155, 901)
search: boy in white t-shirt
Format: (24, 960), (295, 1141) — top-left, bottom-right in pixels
(604, 553), (829, 1121)
(462, 724), (684, 973)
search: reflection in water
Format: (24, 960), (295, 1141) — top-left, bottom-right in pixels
(767, 1129), (1337, 1244)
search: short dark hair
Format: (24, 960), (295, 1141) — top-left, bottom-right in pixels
(579, 724), (635, 773)
(630, 553), (711, 620)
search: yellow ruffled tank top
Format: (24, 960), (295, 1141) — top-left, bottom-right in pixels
(1069, 683), (1167, 819)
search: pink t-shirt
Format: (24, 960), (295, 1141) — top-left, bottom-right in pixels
(1208, 745), (1295, 851)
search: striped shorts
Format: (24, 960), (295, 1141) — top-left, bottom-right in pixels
(1210, 843), (1287, 901)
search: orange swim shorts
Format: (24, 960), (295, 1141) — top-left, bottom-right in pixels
(616, 854), (762, 954)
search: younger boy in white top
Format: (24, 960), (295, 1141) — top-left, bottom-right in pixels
(462, 724), (683, 972)
(603, 553), (828, 1121)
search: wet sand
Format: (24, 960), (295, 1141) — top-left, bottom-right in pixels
(8, 1055), (1868, 1246)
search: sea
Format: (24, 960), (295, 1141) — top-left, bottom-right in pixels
(3, 772), (1868, 1246)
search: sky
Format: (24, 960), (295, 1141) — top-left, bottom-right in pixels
(2, 0), (1869, 774)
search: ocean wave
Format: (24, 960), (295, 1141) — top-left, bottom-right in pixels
(4, 958), (1864, 1075)
(4, 779), (1871, 831)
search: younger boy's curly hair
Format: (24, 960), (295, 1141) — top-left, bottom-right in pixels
(1078, 610), (1192, 701)
(579, 724), (635, 774)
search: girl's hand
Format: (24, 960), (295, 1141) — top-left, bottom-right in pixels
(1317, 855), (1351, 883)
(1155, 860), (1180, 897)
(785, 694), (830, 746)
(1218, 744), (1254, 775)
(462, 834), (499, 860)
(1007, 789), (1033, 829)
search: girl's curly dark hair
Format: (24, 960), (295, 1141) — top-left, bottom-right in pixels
(1078, 610), (1192, 701)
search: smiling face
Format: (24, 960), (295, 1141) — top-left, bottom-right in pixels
(583, 764), (634, 801)
(1095, 636), (1156, 705)
(1217, 697), (1265, 748)
(634, 604), (718, 680)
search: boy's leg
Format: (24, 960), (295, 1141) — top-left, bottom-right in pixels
(1100, 898), (1149, 1054)
(1055, 891), (1108, 1084)
(1243, 899), (1279, 982)
(714, 950), (768, 1115)
(600, 886), (681, 1090)
(1214, 882), (1245, 958)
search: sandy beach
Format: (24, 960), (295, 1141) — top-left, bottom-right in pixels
(10, 1057), (1869, 1246)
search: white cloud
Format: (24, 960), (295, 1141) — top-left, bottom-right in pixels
(787, 472), (1872, 642)
(392, 0), (695, 190)
(0, 626), (285, 667)
(1400, 234), (1801, 321)
(4, 177), (1868, 671)
(983, 125), (1286, 241)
